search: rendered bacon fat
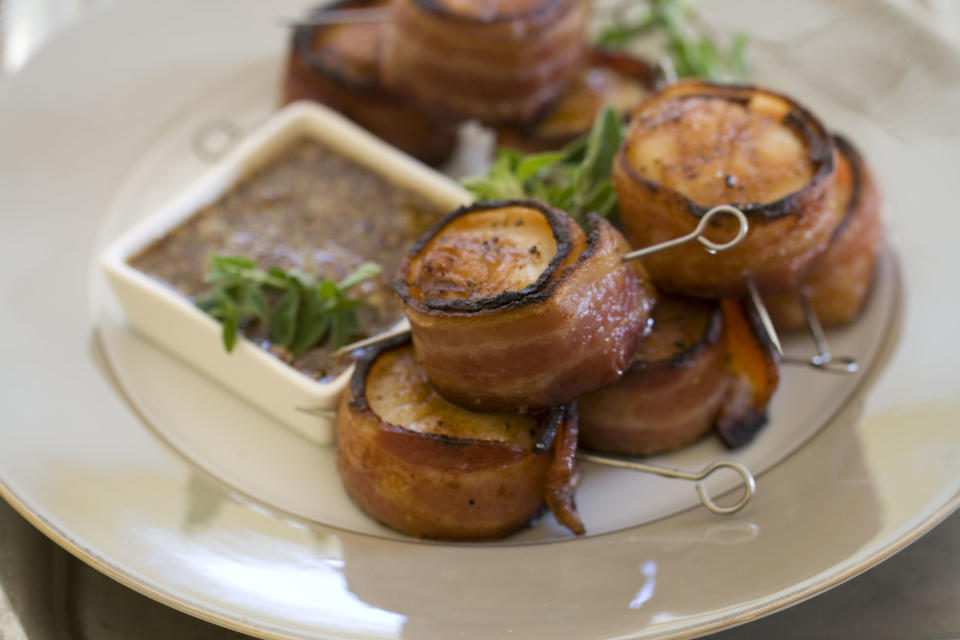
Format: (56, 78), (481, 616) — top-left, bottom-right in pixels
(383, 0), (590, 124)
(613, 80), (841, 297)
(283, 0), (456, 164)
(497, 49), (655, 152)
(764, 136), (884, 329)
(395, 200), (656, 412)
(336, 336), (584, 539)
(579, 296), (780, 455)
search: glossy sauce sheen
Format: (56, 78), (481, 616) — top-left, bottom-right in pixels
(130, 139), (442, 380)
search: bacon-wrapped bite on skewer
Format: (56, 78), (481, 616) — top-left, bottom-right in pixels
(383, 0), (590, 124)
(283, 0), (457, 165)
(578, 295), (780, 455)
(763, 136), (884, 329)
(337, 336), (584, 540)
(395, 200), (656, 413)
(496, 49), (655, 152)
(613, 80), (842, 298)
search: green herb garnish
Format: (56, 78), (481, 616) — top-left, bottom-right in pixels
(596, 0), (749, 82)
(195, 255), (381, 354)
(461, 106), (624, 227)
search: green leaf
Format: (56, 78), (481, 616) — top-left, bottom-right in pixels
(269, 287), (301, 347)
(515, 152), (565, 183)
(577, 107), (623, 186)
(330, 308), (359, 348)
(222, 314), (238, 353)
(338, 261), (382, 291)
(197, 254), (382, 356)
(291, 296), (331, 356)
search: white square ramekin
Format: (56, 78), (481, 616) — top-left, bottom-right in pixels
(101, 101), (472, 445)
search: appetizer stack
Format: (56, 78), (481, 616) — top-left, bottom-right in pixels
(283, 0), (655, 163)
(283, 3), (885, 541)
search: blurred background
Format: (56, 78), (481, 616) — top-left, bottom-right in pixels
(1, 1), (959, 639)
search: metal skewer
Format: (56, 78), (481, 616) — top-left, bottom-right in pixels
(782, 293), (859, 373)
(744, 274), (784, 357)
(578, 453), (756, 515)
(280, 8), (392, 28)
(621, 204), (749, 262)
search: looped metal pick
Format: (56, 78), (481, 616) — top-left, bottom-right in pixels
(578, 452), (756, 515)
(621, 204), (749, 263)
(782, 293), (859, 374)
(337, 206), (748, 357)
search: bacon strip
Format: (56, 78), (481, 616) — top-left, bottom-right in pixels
(578, 297), (728, 455)
(395, 200), (656, 412)
(382, 0), (590, 124)
(613, 80), (841, 298)
(763, 135), (884, 329)
(336, 336), (583, 539)
(283, 0), (457, 164)
(579, 295), (781, 454)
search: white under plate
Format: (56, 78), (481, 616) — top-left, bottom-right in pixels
(1, 0), (959, 639)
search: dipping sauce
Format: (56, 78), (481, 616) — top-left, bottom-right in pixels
(130, 138), (443, 381)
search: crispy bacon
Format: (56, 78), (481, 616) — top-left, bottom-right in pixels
(613, 80), (842, 298)
(497, 49), (655, 152)
(336, 336), (583, 539)
(578, 297), (728, 455)
(283, 0), (457, 165)
(579, 295), (779, 454)
(764, 135), (884, 329)
(395, 200), (656, 412)
(382, 0), (590, 124)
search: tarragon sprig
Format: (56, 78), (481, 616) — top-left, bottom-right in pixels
(195, 255), (381, 355)
(596, 0), (750, 82)
(461, 106), (624, 228)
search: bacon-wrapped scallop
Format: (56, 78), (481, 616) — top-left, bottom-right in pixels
(763, 135), (884, 329)
(395, 200), (656, 412)
(337, 335), (583, 540)
(613, 80), (842, 298)
(283, 0), (457, 165)
(496, 49), (655, 152)
(382, 0), (590, 124)
(578, 296), (780, 455)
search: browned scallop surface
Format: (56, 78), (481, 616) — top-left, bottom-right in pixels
(614, 80), (841, 297)
(625, 95), (814, 207)
(403, 205), (560, 304)
(336, 338), (582, 540)
(764, 136), (884, 329)
(367, 347), (536, 447)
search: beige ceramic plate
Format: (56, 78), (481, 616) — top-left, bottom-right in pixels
(1, 0), (959, 638)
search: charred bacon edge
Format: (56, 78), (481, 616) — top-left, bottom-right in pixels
(617, 80), (836, 223)
(497, 48), (657, 149)
(413, 0), (572, 27)
(394, 199), (579, 315)
(291, 0), (387, 92)
(630, 299), (724, 372)
(828, 134), (866, 241)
